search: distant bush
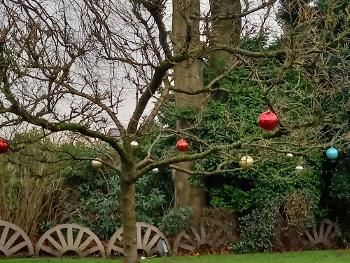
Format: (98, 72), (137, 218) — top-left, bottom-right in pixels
(158, 207), (192, 236)
(61, 145), (174, 239)
(233, 199), (281, 254)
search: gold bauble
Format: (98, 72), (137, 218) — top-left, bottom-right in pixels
(239, 155), (254, 169)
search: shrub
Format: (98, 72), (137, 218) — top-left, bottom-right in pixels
(61, 145), (174, 239)
(277, 190), (317, 251)
(233, 199), (281, 254)
(330, 170), (350, 202)
(0, 131), (69, 237)
(158, 207), (192, 236)
(284, 190), (315, 229)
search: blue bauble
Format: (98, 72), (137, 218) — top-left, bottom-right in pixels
(326, 147), (339, 160)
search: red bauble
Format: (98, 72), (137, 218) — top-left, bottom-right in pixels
(176, 139), (189, 152)
(0, 138), (9, 154)
(258, 111), (279, 131)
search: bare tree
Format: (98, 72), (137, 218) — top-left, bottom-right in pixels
(2, 0), (346, 262)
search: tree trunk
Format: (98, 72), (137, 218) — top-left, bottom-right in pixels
(206, 0), (241, 238)
(172, 0), (207, 215)
(209, 0), (241, 100)
(172, 160), (206, 209)
(209, 0), (241, 70)
(121, 162), (138, 263)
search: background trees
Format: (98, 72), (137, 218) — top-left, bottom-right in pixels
(1, 0), (350, 262)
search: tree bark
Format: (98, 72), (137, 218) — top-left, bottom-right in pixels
(172, 0), (207, 215)
(207, 0), (241, 238)
(209, 0), (241, 100)
(209, 0), (241, 70)
(172, 160), (206, 210)
(121, 162), (138, 263)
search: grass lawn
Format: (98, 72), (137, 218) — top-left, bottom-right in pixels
(2, 250), (350, 263)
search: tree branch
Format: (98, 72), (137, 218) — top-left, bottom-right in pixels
(61, 82), (125, 136)
(169, 61), (241, 95)
(127, 54), (186, 134)
(136, 140), (242, 178)
(169, 164), (241, 176)
(212, 45), (286, 58)
(191, 0), (278, 20)
(138, 77), (170, 134)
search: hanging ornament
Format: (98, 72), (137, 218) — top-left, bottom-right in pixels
(258, 111), (279, 131)
(295, 165), (304, 171)
(326, 147), (338, 160)
(0, 138), (9, 154)
(91, 159), (103, 169)
(286, 153), (294, 158)
(130, 140), (139, 149)
(239, 155), (254, 169)
(176, 138), (189, 152)
(152, 168), (159, 173)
